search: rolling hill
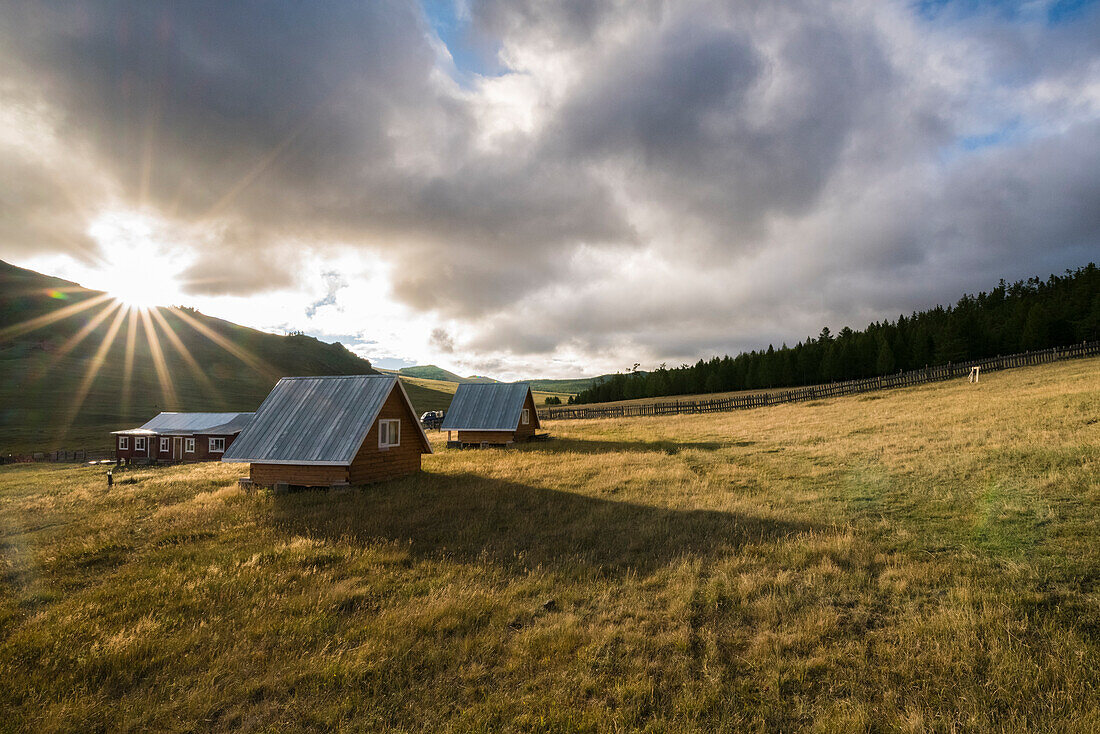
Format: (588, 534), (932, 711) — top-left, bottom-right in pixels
(0, 261), (453, 453)
(397, 365), (496, 384)
(524, 375), (623, 394)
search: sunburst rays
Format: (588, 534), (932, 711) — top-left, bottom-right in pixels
(0, 292), (113, 342)
(55, 303), (130, 444)
(147, 306), (225, 404)
(166, 305), (279, 379)
(4, 67), (334, 447)
(199, 96), (332, 221)
(4, 288), (279, 446)
(23, 298), (125, 386)
(138, 307), (178, 409)
(121, 306), (139, 417)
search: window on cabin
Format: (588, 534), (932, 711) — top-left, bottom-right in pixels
(522, 409), (530, 425)
(119, 436), (129, 450)
(379, 419), (400, 448)
(160, 437), (169, 452)
(135, 437), (146, 452)
(209, 437), (225, 452)
(185, 438), (195, 453)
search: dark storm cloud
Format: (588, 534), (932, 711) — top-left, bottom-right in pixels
(1, 0), (1099, 373)
(545, 11), (892, 247)
(1, 0), (436, 216)
(429, 327), (455, 353)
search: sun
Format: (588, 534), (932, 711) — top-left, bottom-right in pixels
(105, 275), (170, 309)
(82, 210), (191, 309)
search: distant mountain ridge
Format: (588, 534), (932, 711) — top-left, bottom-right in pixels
(395, 363), (628, 396)
(0, 260), (455, 452)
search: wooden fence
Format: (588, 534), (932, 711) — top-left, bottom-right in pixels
(1, 448), (114, 465)
(539, 341), (1100, 422)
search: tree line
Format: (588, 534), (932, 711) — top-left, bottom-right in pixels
(574, 264), (1100, 405)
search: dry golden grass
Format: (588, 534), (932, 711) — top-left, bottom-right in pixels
(563, 384), (793, 409)
(1, 357), (1098, 731)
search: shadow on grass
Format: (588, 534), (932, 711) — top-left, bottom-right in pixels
(269, 472), (813, 575)
(517, 437), (728, 455)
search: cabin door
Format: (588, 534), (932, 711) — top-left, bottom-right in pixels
(173, 437), (183, 461)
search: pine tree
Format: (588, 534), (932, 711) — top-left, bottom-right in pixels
(875, 334), (895, 374)
(571, 264), (1099, 404)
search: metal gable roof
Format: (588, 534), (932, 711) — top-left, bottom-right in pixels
(111, 412), (254, 436)
(440, 382), (533, 431)
(221, 375), (430, 466)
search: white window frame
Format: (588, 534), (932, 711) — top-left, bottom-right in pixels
(209, 437), (225, 453)
(119, 436), (129, 450)
(378, 419), (400, 448)
(522, 408), (530, 425)
(134, 437), (146, 452)
(185, 438), (195, 453)
(160, 437), (170, 453)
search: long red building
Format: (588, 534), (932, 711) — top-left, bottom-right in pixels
(112, 412), (254, 464)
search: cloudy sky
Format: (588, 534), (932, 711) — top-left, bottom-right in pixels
(2, 1), (1098, 378)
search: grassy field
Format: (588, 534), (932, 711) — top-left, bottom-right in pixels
(1, 357), (1098, 731)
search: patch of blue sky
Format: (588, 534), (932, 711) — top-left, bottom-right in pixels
(303, 333), (369, 348)
(1046, 0), (1100, 22)
(420, 0), (503, 83)
(299, 330), (399, 365)
(939, 119), (1026, 163)
(913, 0), (1098, 24)
(371, 356), (419, 370)
(958, 119), (1023, 150)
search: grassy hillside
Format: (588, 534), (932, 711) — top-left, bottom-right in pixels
(2, 357), (1098, 730)
(381, 369), (574, 411)
(397, 364), (607, 395)
(396, 365), (499, 385)
(397, 365), (485, 384)
(1, 261), (454, 452)
(525, 374), (631, 394)
(394, 377), (455, 414)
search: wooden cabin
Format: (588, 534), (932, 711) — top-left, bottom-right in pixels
(112, 412), (253, 464)
(440, 383), (544, 447)
(221, 375), (432, 488)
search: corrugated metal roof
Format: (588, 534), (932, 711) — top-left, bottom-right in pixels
(221, 375), (430, 465)
(112, 412), (253, 436)
(440, 382), (533, 431)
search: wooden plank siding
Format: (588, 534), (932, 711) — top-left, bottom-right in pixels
(514, 390), (540, 440)
(457, 430), (516, 445)
(251, 463), (347, 486)
(348, 386), (427, 485)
